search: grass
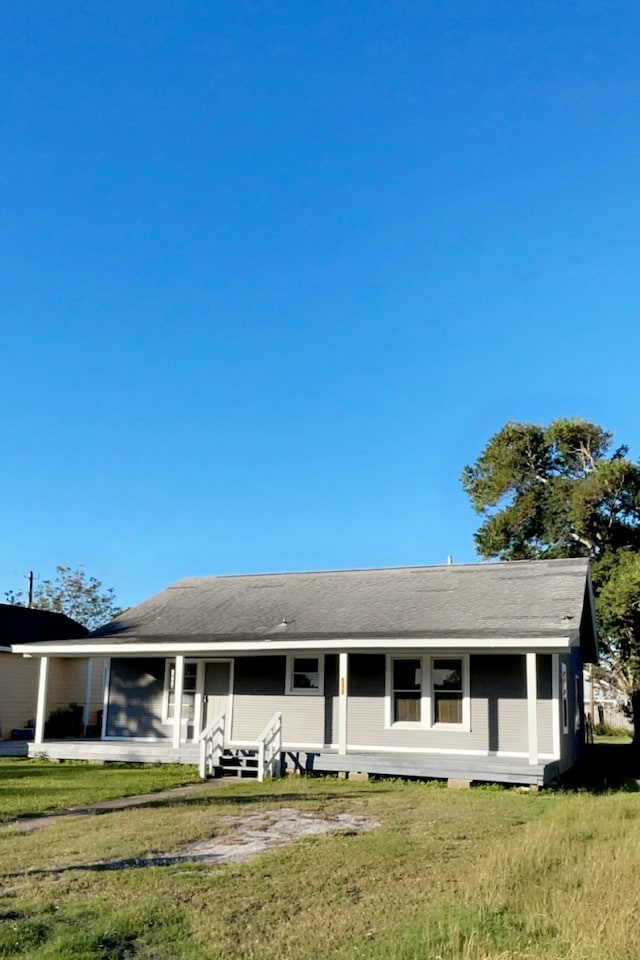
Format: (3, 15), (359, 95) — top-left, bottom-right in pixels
(1, 762), (639, 959)
(0, 758), (200, 822)
(593, 733), (633, 744)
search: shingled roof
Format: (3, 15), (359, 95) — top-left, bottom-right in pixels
(78, 558), (595, 656)
(0, 604), (88, 649)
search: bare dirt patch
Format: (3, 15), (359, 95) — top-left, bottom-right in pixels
(103, 807), (380, 870)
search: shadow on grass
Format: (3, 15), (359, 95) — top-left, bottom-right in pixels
(561, 743), (640, 793)
(2, 786), (386, 830)
(139, 787), (387, 810)
(2, 853), (232, 877)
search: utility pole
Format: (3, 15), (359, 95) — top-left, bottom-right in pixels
(27, 571), (34, 608)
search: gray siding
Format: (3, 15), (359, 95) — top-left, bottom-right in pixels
(231, 655), (339, 746)
(103, 651), (558, 757)
(558, 647), (585, 771)
(536, 654), (553, 755)
(346, 653), (553, 755)
(105, 658), (168, 738)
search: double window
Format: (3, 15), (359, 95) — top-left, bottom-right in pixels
(387, 655), (469, 729)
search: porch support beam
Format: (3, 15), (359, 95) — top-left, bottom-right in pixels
(83, 658), (94, 734)
(551, 653), (560, 759)
(526, 652), (538, 765)
(338, 652), (349, 755)
(173, 655), (185, 748)
(34, 656), (50, 745)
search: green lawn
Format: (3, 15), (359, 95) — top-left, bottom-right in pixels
(0, 762), (639, 959)
(0, 758), (200, 822)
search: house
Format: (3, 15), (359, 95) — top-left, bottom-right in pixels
(583, 668), (632, 733)
(0, 605), (102, 744)
(12, 558), (597, 786)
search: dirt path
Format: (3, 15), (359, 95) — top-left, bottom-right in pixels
(3, 778), (229, 832)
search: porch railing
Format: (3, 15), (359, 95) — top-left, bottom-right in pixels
(256, 711), (282, 782)
(198, 710), (226, 779)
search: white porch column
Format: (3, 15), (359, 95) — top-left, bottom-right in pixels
(83, 658), (94, 733)
(34, 656), (50, 746)
(338, 653), (349, 755)
(526, 652), (538, 765)
(551, 654), (560, 759)
(173, 655), (185, 748)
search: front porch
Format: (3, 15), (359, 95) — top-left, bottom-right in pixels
(26, 739), (558, 786)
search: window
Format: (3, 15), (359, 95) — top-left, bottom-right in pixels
(432, 658), (463, 725)
(386, 655), (469, 729)
(574, 674), (581, 732)
(561, 662), (569, 734)
(392, 658), (422, 722)
(286, 655), (324, 695)
(165, 660), (198, 721)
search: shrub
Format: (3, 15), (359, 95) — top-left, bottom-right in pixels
(44, 703), (84, 738)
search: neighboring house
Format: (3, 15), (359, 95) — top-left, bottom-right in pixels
(0, 605), (102, 740)
(583, 668), (632, 732)
(12, 558), (597, 786)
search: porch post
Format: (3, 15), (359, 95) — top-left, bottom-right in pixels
(173, 655), (185, 749)
(338, 652), (348, 755)
(83, 658), (94, 734)
(526, 652), (538, 765)
(551, 653), (560, 759)
(34, 656), (50, 745)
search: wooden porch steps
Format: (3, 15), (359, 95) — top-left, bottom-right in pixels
(218, 749), (260, 779)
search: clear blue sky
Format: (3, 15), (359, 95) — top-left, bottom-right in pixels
(2, 2), (640, 608)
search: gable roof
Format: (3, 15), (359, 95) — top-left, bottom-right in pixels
(38, 557), (595, 656)
(0, 604), (88, 651)
(9, 559), (597, 658)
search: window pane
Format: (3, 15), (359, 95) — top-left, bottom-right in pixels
(433, 659), (462, 691)
(166, 691), (196, 721)
(434, 692), (462, 724)
(393, 659), (421, 691)
(294, 658), (318, 673)
(292, 658), (319, 690)
(395, 692), (421, 723)
(184, 663), (198, 692)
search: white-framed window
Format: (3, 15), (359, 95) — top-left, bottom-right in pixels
(561, 662), (569, 734)
(432, 657), (464, 725)
(285, 655), (324, 695)
(385, 655), (470, 730)
(391, 657), (423, 723)
(163, 660), (198, 722)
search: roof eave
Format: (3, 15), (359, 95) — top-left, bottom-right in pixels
(11, 634), (576, 657)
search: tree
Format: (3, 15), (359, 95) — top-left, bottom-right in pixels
(461, 418), (640, 741)
(5, 565), (119, 631)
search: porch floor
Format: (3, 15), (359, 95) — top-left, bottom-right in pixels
(292, 750), (559, 786)
(27, 740), (559, 786)
(27, 740), (201, 764)
(0, 741), (29, 758)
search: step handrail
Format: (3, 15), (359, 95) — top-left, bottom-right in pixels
(198, 710), (226, 779)
(256, 711), (282, 782)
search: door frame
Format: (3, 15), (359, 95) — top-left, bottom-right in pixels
(194, 658), (234, 742)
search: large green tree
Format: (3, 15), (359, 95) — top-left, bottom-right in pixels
(5, 565), (119, 631)
(462, 418), (640, 740)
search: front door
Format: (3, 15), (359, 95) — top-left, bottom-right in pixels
(200, 661), (231, 734)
